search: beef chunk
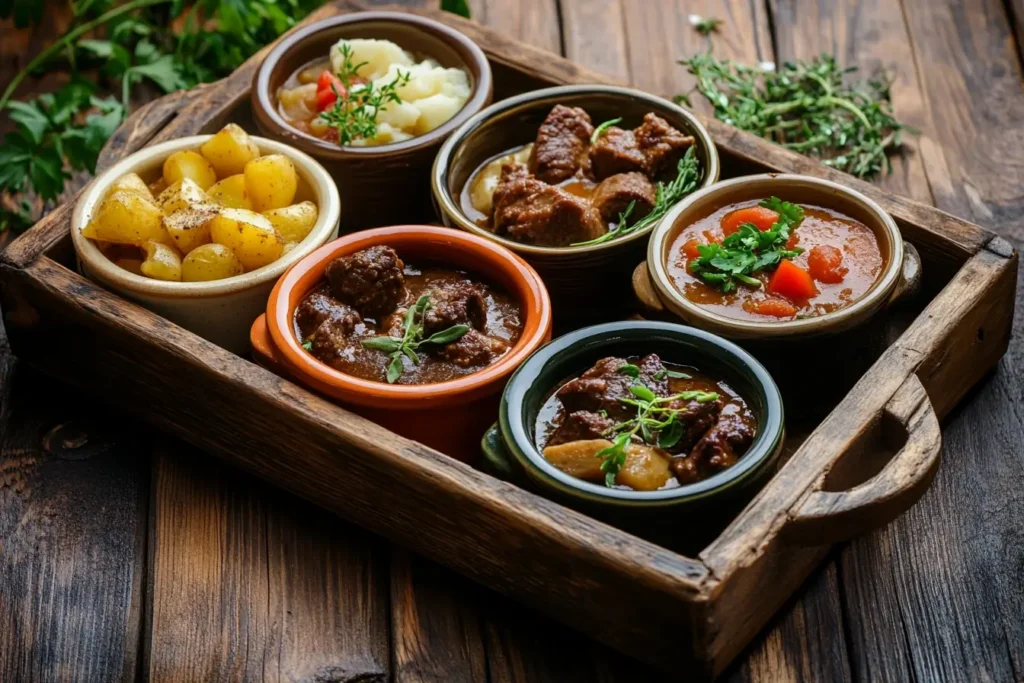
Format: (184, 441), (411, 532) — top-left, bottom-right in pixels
(588, 127), (647, 179)
(309, 313), (361, 360)
(546, 410), (615, 447)
(672, 403), (754, 483)
(295, 286), (362, 338)
(436, 329), (508, 368)
(591, 172), (656, 223)
(556, 354), (671, 421)
(325, 245), (406, 319)
(492, 163), (606, 246)
(422, 280), (486, 335)
(588, 114), (695, 181)
(635, 112), (695, 178)
(661, 398), (723, 455)
(529, 105), (594, 183)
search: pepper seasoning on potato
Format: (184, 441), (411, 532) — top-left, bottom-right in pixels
(81, 124), (316, 283)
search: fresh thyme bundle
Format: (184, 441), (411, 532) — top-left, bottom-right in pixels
(677, 53), (913, 179)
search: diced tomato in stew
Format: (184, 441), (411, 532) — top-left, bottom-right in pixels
(743, 298), (798, 318)
(316, 70), (343, 93)
(315, 87), (339, 112)
(767, 259), (818, 301)
(721, 206), (779, 236)
(682, 238), (703, 261)
(702, 229), (721, 244)
(785, 231), (800, 251)
(807, 245), (847, 284)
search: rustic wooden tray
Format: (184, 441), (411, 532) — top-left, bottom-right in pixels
(0, 2), (1016, 679)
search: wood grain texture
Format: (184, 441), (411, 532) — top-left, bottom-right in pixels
(0, 333), (147, 683)
(146, 449), (390, 683)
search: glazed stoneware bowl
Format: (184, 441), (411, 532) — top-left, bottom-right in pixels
(252, 11), (493, 231)
(432, 84), (720, 320)
(71, 134), (341, 354)
(481, 321), (784, 547)
(633, 173), (922, 418)
(250, 226), (552, 461)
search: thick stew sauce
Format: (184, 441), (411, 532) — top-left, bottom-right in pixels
(536, 354), (756, 491)
(295, 246), (523, 384)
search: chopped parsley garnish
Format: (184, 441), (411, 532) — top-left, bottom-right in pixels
(687, 196), (804, 292)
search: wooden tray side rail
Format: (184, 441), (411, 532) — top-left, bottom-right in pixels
(0, 3), (1016, 678)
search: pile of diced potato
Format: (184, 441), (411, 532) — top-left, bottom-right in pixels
(82, 124), (319, 282)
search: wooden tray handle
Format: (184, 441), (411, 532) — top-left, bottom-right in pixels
(782, 372), (941, 546)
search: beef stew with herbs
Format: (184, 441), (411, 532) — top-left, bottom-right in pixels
(670, 197), (884, 320)
(295, 245), (523, 384)
(535, 354), (756, 491)
(460, 105), (701, 247)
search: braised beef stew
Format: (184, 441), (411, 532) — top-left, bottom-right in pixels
(295, 246), (523, 384)
(535, 354), (756, 491)
(460, 105), (701, 247)
(670, 197), (884, 320)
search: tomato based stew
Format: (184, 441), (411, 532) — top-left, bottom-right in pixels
(535, 354), (756, 491)
(459, 104), (700, 247)
(669, 198), (884, 321)
(294, 246), (523, 384)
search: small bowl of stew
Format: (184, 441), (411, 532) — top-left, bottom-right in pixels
(432, 85), (719, 320)
(481, 321), (784, 544)
(252, 11), (493, 230)
(250, 226), (551, 460)
(637, 173), (921, 338)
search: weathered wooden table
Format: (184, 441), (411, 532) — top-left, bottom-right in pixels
(2, 0), (1023, 681)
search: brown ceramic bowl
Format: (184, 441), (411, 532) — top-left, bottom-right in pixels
(252, 11), (493, 231)
(432, 85), (720, 321)
(249, 226), (552, 461)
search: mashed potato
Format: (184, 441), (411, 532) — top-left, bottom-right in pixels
(302, 38), (470, 146)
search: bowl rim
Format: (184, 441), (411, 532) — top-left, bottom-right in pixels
(71, 134), (341, 299)
(647, 173), (905, 338)
(251, 10), (493, 159)
(431, 84), (721, 257)
(265, 225), (553, 405)
(498, 320), (785, 505)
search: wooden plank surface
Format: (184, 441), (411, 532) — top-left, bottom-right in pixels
(1, 1), (1023, 682)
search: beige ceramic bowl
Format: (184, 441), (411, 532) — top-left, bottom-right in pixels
(71, 135), (341, 353)
(640, 173), (921, 339)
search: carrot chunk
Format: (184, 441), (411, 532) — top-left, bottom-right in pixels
(744, 298), (798, 318)
(767, 259), (818, 301)
(682, 238), (703, 261)
(721, 206), (779, 235)
(807, 245), (848, 283)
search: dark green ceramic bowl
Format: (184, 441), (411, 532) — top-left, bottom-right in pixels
(482, 321), (785, 542)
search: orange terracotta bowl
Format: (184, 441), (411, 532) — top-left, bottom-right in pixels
(250, 226), (552, 461)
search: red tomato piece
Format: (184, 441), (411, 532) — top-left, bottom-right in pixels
(807, 245), (847, 284)
(702, 229), (721, 244)
(316, 70), (343, 94)
(785, 231), (800, 251)
(744, 298), (798, 318)
(721, 206), (779, 235)
(767, 259), (818, 301)
(315, 88), (338, 112)
(682, 238), (703, 261)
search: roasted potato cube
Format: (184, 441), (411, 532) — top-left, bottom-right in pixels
(163, 203), (219, 254)
(542, 440), (607, 482)
(207, 174), (253, 210)
(262, 201), (318, 243)
(199, 124), (261, 177)
(181, 243), (244, 282)
(105, 173), (154, 202)
(81, 191), (170, 246)
(616, 444), (673, 491)
(210, 208), (284, 271)
(157, 178), (209, 215)
(244, 154), (297, 211)
(162, 150), (217, 190)
(140, 241), (182, 281)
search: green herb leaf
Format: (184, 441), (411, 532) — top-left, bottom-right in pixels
(618, 363), (640, 378)
(301, 340), (313, 351)
(422, 324), (471, 346)
(629, 384), (657, 402)
(692, 16), (723, 37)
(386, 353), (404, 384)
(591, 117), (622, 144)
(665, 369), (691, 379)
(441, 0), (471, 18)
(362, 336), (403, 352)
(657, 419), (683, 449)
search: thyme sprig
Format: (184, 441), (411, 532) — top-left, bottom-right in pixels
(677, 53), (914, 178)
(595, 364), (719, 487)
(688, 196), (804, 292)
(573, 145), (701, 247)
(361, 294), (470, 383)
(319, 43), (412, 146)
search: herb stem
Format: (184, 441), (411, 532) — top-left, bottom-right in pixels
(0, 0), (172, 111)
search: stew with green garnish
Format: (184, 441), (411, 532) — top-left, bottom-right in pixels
(535, 354), (756, 490)
(460, 104), (701, 247)
(294, 246), (523, 384)
(669, 197), (884, 320)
